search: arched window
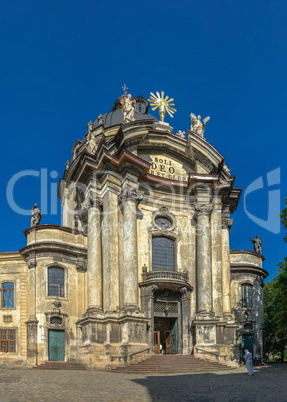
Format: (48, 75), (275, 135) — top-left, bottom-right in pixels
(241, 283), (253, 308)
(152, 237), (175, 271)
(48, 267), (65, 297)
(1, 283), (14, 308)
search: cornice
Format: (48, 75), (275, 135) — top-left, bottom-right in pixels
(23, 224), (86, 238)
(19, 241), (87, 259)
(230, 263), (268, 279)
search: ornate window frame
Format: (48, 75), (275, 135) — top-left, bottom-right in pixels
(149, 207), (178, 272)
(152, 207), (176, 232)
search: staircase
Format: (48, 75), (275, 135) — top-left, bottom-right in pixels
(111, 355), (233, 374)
(35, 361), (86, 370)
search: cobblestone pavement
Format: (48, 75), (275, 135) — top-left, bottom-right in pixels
(0, 364), (286, 402)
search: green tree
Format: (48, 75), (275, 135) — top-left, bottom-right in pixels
(264, 199), (287, 362)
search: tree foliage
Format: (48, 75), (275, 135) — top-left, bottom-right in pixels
(264, 199), (287, 361)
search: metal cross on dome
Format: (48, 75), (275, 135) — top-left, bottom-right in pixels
(122, 84), (128, 95)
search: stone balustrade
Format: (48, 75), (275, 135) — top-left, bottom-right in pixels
(142, 270), (189, 283)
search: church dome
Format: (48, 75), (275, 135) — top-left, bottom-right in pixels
(92, 95), (158, 129)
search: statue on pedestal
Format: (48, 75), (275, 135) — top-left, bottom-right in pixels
(30, 204), (41, 226)
(250, 235), (262, 255)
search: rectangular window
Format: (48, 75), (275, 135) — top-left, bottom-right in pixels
(241, 284), (253, 309)
(2, 283), (14, 308)
(48, 268), (65, 297)
(152, 237), (175, 271)
(0, 329), (16, 352)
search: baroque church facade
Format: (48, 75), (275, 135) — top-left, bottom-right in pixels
(0, 92), (268, 368)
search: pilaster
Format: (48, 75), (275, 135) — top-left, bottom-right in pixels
(102, 178), (121, 312)
(86, 194), (103, 313)
(211, 196), (223, 317)
(222, 216), (233, 319)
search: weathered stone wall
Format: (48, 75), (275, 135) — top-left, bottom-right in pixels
(0, 252), (27, 364)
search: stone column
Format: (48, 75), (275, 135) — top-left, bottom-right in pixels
(102, 188), (120, 312)
(61, 188), (70, 227)
(87, 198), (103, 312)
(195, 204), (213, 317)
(222, 217), (233, 319)
(180, 287), (191, 354)
(211, 197), (223, 317)
(26, 259), (38, 366)
(121, 187), (143, 310)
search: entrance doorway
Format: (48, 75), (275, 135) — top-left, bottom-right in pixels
(48, 330), (65, 361)
(242, 334), (254, 357)
(154, 317), (177, 354)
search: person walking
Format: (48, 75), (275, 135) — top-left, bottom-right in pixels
(243, 349), (254, 375)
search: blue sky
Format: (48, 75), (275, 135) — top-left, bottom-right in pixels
(0, 0), (286, 280)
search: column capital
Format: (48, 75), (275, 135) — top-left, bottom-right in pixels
(194, 203), (213, 217)
(222, 217), (233, 230)
(82, 192), (103, 210)
(119, 186), (144, 204)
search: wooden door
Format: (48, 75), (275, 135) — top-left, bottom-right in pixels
(48, 330), (65, 361)
(154, 331), (161, 354)
(242, 335), (254, 357)
(165, 330), (172, 354)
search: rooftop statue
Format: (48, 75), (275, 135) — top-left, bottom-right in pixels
(190, 113), (210, 137)
(86, 121), (98, 154)
(250, 235), (262, 255)
(176, 130), (185, 138)
(148, 91), (176, 122)
(120, 94), (136, 124)
(30, 203), (41, 227)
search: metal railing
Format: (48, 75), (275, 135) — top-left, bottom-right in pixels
(142, 271), (188, 282)
(110, 348), (151, 363)
(195, 347), (228, 360)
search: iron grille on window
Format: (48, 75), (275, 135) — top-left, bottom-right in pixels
(0, 329), (15, 352)
(50, 316), (63, 325)
(241, 284), (253, 309)
(48, 268), (65, 297)
(2, 283), (14, 308)
(154, 301), (178, 314)
(152, 237), (175, 271)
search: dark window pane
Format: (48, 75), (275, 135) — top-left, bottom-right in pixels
(2, 283), (14, 308)
(241, 284), (253, 308)
(1, 330), (6, 339)
(8, 342), (15, 352)
(1, 341), (7, 352)
(48, 268), (65, 297)
(152, 237), (175, 271)
(8, 330), (15, 340)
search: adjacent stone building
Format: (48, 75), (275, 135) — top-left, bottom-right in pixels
(0, 93), (268, 368)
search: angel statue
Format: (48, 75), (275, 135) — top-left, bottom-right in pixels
(250, 235), (262, 255)
(190, 113), (210, 137)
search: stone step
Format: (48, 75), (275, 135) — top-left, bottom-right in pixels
(111, 355), (233, 374)
(35, 362), (86, 370)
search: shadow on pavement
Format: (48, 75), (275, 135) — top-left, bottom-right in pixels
(130, 364), (287, 402)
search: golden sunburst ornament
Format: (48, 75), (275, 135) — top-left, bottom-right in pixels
(148, 91), (176, 122)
